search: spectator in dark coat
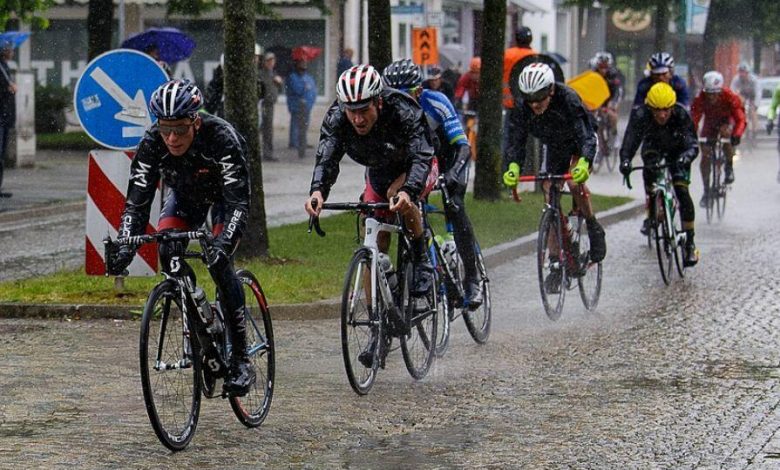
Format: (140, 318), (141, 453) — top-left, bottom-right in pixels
(259, 52), (283, 161)
(0, 42), (16, 197)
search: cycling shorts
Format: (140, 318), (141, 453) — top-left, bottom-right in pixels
(700, 117), (734, 140)
(362, 159), (439, 219)
(158, 191), (226, 236)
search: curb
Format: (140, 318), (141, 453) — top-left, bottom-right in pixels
(0, 199), (644, 321)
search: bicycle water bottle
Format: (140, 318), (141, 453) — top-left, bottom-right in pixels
(192, 287), (214, 326)
(378, 253), (398, 293)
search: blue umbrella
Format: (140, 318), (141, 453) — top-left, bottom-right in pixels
(0, 31), (30, 49)
(121, 27), (196, 63)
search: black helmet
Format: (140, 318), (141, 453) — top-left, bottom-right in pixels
(515, 26), (532, 46)
(381, 59), (423, 90)
(149, 79), (203, 120)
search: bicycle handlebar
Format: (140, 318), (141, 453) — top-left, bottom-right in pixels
(103, 230), (215, 277)
(307, 198), (393, 238)
(511, 173), (573, 203)
(622, 164), (670, 190)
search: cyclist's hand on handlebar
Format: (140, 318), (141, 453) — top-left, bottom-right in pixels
(108, 246), (135, 276)
(677, 150), (695, 166)
(305, 191), (324, 216)
(571, 157), (590, 184)
(502, 162), (520, 188)
(619, 159), (632, 177)
(730, 135), (741, 146)
(389, 191), (412, 213)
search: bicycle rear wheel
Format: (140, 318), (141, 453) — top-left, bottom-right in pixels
(706, 158), (717, 224)
(463, 244), (491, 344)
(654, 192), (674, 286)
(432, 242), (451, 357)
(575, 216), (602, 311)
(341, 249), (381, 395)
(537, 209), (567, 320)
(716, 162), (727, 220)
(400, 261), (438, 380)
(229, 270), (275, 428)
(139, 280), (201, 451)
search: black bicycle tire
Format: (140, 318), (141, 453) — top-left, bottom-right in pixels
(432, 240), (451, 358)
(576, 216), (603, 311)
(400, 260), (438, 380)
(537, 209), (566, 320)
(340, 248), (380, 395)
(229, 269), (275, 428)
(463, 246), (492, 344)
(671, 208), (687, 279)
(139, 279), (201, 451)
(654, 192), (673, 286)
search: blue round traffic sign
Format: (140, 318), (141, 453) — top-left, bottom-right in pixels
(74, 49), (168, 150)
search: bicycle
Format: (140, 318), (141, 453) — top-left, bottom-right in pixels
(699, 136), (731, 223)
(741, 96), (758, 150)
(308, 200), (438, 395)
(426, 176), (491, 357)
(624, 162), (687, 285)
(511, 173), (602, 320)
(104, 230), (275, 451)
(593, 107), (618, 174)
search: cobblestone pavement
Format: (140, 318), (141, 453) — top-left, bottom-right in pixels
(2, 140), (780, 467)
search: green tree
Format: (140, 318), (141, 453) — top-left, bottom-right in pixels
(223, 0), (268, 258)
(0, 0), (51, 30)
(367, 0), (392, 70)
(473, 0), (506, 201)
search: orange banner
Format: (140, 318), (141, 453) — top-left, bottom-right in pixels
(412, 27), (438, 66)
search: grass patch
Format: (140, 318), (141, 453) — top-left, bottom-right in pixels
(37, 131), (96, 151)
(0, 192), (630, 305)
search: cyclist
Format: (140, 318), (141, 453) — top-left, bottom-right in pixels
(304, 64), (438, 322)
(382, 58), (482, 309)
(619, 82), (700, 267)
(454, 57), (481, 112)
(691, 71), (745, 205)
(503, 62), (606, 293)
(503, 26), (537, 109)
(766, 81), (780, 182)
(108, 79), (255, 396)
(591, 51), (623, 143)
(633, 52), (690, 108)
(730, 62), (759, 142)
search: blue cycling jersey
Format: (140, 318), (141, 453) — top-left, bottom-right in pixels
(418, 89), (468, 152)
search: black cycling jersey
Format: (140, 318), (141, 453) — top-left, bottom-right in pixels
(620, 104), (699, 165)
(309, 88), (435, 200)
(504, 83), (597, 171)
(119, 113), (250, 254)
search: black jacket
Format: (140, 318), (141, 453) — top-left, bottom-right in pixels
(119, 114), (250, 253)
(504, 83), (597, 170)
(309, 88), (435, 200)
(620, 104), (698, 164)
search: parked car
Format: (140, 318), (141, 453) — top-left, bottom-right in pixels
(757, 76), (780, 119)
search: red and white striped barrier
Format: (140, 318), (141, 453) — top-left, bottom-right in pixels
(85, 150), (161, 276)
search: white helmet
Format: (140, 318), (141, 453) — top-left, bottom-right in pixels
(703, 71), (724, 93)
(337, 64), (384, 109)
(518, 62), (555, 101)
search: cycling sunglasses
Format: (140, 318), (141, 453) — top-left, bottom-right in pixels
(159, 121), (196, 137)
(648, 106), (672, 112)
(400, 85), (421, 95)
(521, 88), (552, 103)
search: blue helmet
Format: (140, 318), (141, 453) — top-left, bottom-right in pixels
(149, 79), (203, 120)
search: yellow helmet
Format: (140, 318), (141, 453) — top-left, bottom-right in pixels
(645, 82), (676, 109)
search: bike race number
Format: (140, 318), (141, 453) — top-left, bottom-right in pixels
(74, 49), (168, 150)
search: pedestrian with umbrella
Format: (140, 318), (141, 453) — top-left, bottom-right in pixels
(121, 27), (196, 77)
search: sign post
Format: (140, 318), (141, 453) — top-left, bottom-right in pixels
(74, 49), (168, 276)
(412, 27), (439, 67)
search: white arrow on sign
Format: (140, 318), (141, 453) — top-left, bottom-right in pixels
(89, 66), (152, 134)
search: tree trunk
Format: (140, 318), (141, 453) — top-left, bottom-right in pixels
(87, 0), (113, 61)
(473, 0), (506, 201)
(653, 0), (669, 51)
(224, 0), (269, 258)
(368, 0), (392, 70)
(701, 0), (725, 71)
(752, 34), (762, 74)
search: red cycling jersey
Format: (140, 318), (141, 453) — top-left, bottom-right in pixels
(690, 87), (746, 138)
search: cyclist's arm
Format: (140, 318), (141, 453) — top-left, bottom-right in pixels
(119, 136), (162, 238)
(672, 75), (690, 107)
(309, 102), (346, 200)
(618, 106), (647, 164)
(216, 129), (250, 253)
(729, 91), (747, 137)
(690, 94), (703, 129)
(567, 90), (598, 165)
(678, 106), (700, 162)
(503, 105), (528, 171)
(769, 85), (780, 122)
(398, 100), (435, 200)
(633, 78), (650, 106)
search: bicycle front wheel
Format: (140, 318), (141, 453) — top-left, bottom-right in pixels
(576, 217), (602, 311)
(400, 261), (438, 380)
(341, 248), (381, 395)
(706, 159), (718, 224)
(537, 209), (567, 320)
(139, 280), (201, 452)
(229, 270), (275, 428)
(654, 192), (674, 286)
(463, 245), (491, 344)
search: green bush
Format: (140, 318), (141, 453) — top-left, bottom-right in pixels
(37, 131), (95, 151)
(35, 84), (72, 133)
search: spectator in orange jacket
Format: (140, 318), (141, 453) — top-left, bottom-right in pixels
(503, 26), (537, 109)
